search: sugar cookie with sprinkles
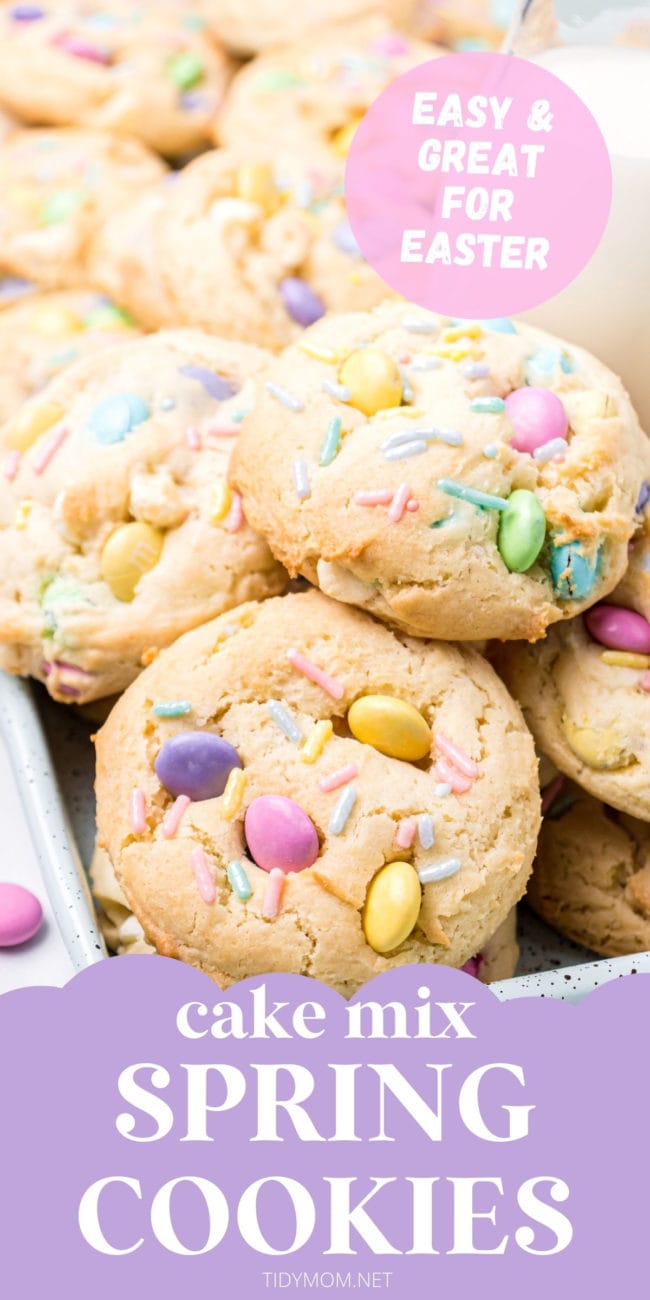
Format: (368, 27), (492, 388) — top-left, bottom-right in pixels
(206, 1), (424, 55)
(0, 330), (287, 703)
(0, 2), (233, 157)
(0, 127), (165, 290)
(231, 299), (650, 642)
(94, 589), (539, 994)
(497, 525), (650, 820)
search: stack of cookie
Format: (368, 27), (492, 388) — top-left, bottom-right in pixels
(0, 1), (646, 991)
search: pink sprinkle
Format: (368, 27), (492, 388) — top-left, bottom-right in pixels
(32, 424), (68, 474)
(287, 647), (345, 700)
(3, 450), (20, 481)
(355, 489), (394, 506)
(54, 658), (93, 676)
(224, 490), (244, 533)
(263, 867), (285, 919)
(541, 773), (565, 815)
(130, 788), (147, 835)
(434, 757), (473, 794)
(395, 817), (417, 849)
(406, 498), (419, 512)
(185, 426), (202, 450)
(434, 732), (479, 778)
(388, 482), (411, 523)
(206, 423), (240, 438)
(190, 847), (216, 905)
(398, 353), (412, 364)
(319, 763), (359, 793)
(51, 33), (112, 64)
(162, 794), (191, 839)
(639, 671), (650, 692)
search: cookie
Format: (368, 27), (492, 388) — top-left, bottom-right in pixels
(206, 1), (422, 55)
(531, 779), (650, 957)
(92, 151), (395, 348)
(0, 330), (287, 702)
(0, 127), (165, 289)
(496, 527), (650, 820)
(423, 0), (510, 48)
(218, 20), (441, 169)
(94, 589), (539, 994)
(230, 299), (650, 642)
(0, 289), (139, 425)
(0, 3), (233, 157)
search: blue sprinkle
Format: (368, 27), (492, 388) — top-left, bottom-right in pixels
(470, 396), (506, 414)
(153, 700), (192, 718)
(533, 437), (568, 463)
(438, 429), (463, 446)
(550, 540), (601, 601)
(159, 397), (176, 411)
(292, 458), (311, 499)
(384, 439), (428, 461)
(411, 357), (442, 372)
(434, 783), (452, 797)
(483, 444), (499, 459)
(267, 699), (302, 745)
(329, 785), (357, 835)
(419, 858), (462, 884)
(266, 381), (304, 412)
(49, 347), (78, 366)
(418, 814), (435, 849)
(230, 409), (250, 423)
(322, 379), (351, 402)
(524, 347), (575, 385)
(227, 860), (252, 900)
(88, 392), (150, 444)
(437, 479), (508, 511)
(462, 362), (490, 380)
(179, 364), (236, 400)
(319, 415), (342, 467)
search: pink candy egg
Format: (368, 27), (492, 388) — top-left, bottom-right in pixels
(585, 604), (650, 654)
(0, 882), (43, 947)
(505, 386), (568, 455)
(245, 795), (319, 874)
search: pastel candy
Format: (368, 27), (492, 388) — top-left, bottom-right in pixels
(363, 861), (421, 954)
(87, 392), (150, 444)
(551, 541), (601, 601)
(100, 521), (163, 601)
(348, 695), (431, 761)
(505, 386), (568, 455)
(155, 731), (242, 801)
(5, 399), (63, 451)
(0, 882), (43, 947)
(497, 489), (546, 573)
(339, 349), (402, 417)
(178, 363), (236, 400)
(29, 303), (83, 335)
(245, 795), (319, 874)
(235, 163), (280, 215)
(561, 718), (631, 771)
(585, 604), (650, 655)
(167, 50), (204, 91)
(279, 277), (326, 327)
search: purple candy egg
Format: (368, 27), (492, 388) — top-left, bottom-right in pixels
(178, 363), (237, 400)
(155, 731), (242, 801)
(245, 795), (319, 874)
(0, 883), (43, 947)
(585, 604), (650, 655)
(279, 277), (326, 327)
(10, 5), (45, 20)
(505, 386), (568, 455)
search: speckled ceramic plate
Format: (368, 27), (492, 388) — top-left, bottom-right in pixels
(2, 672), (649, 998)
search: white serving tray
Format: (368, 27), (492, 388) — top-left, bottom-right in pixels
(2, 673), (649, 1000)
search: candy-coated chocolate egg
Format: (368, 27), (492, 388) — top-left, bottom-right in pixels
(348, 695), (431, 761)
(155, 731), (242, 801)
(505, 386), (568, 454)
(561, 717), (631, 771)
(0, 882), (43, 947)
(585, 604), (650, 655)
(339, 349), (402, 416)
(29, 303), (84, 335)
(6, 399), (63, 451)
(87, 392), (150, 444)
(497, 489), (546, 573)
(245, 795), (319, 873)
(235, 163), (280, 214)
(100, 521), (163, 601)
(551, 540), (601, 601)
(280, 277), (325, 327)
(363, 860), (421, 954)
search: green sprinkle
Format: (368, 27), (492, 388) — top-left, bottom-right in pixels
(470, 396), (506, 414)
(166, 50), (204, 91)
(319, 415), (342, 466)
(429, 514), (455, 528)
(227, 860), (252, 900)
(153, 700), (192, 718)
(229, 409), (250, 423)
(257, 69), (303, 90)
(547, 792), (578, 821)
(39, 189), (83, 226)
(437, 479), (509, 511)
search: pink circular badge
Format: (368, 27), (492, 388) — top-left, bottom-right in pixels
(345, 53), (612, 318)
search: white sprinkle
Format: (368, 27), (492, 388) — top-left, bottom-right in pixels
(266, 381), (304, 412)
(381, 428), (438, 452)
(418, 857), (461, 884)
(438, 429), (463, 446)
(434, 783), (452, 797)
(322, 379), (351, 402)
(462, 362), (490, 379)
(267, 699), (302, 745)
(401, 317), (438, 334)
(329, 785), (357, 834)
(418, 814), (435, 849)
(533, 437), (569, 463)
(411, 357), (442, 371)
(400, 369), (414, 403)
(292, 458), (311, 499)
(384, 439), (428, 461)
(482, 444), (499, 459)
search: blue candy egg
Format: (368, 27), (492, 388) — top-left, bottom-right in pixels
(550, 541), (601, 601)
(88, 392), (150, 444)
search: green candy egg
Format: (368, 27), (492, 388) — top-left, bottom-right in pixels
(497, 489), (546, 573)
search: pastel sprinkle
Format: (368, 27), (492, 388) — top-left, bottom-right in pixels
(443, 324), (483, 342)
(470, 396), (506, 414)
(179, 365), (235, 400)
(319, 763), (359, 793)
(298, 342), (339, 363)
(221, 767), (247, 819)
(463, 362), (490, 379)
(190, 847), (216, 905)
(482, 444), (499, 458)
(153, 700), (191, 718)
(355, 489), (394, 506)
(300, 719), (333, 764)
(224, 492), (244, 532)
(322, 379), (351, 402)
(3, 451), (21, 480)
(434, 783), (452, 797)
(541, 774), (565, 815)
(162, 795), (191, 838)
(266, 382), (304, 412)
(267, 699), (302, 745)
(438, 430), (464, 446)
(533, 437), (569, 462)
(407, 499), (420, 512)
(437, 479), (508, 511)
(319, 415), (342, 466)
(292, 458), (311, 500)
(601, 651), (650, 669)
(395, 817), (417, 849)
(263, 868), (285, 919)
(328, 785), (358, 834)
(205, 422), (239, 437)
(15, 499), (32, 530)
(384, 439), (428, 461)
(227, 860), (252, 901)
(210, 480), (232, 523)
(381, 428), (438, 451)
(167, 50), (204, 90)
(434, 757), (473, 794)
(418, 858), (462, 884)
(401, 317), (437, 333)
(418, 813), (435, 849)
(287, 648), (344, 699)
(375, 405), (424, 420)
(388, 482), (411, 523)
(185, 426), (202, 450)
(434, 733), (478, 778)
(32, 425), (68, 474)
(411, 357), (442, 371)
(129, 788), (147, 834)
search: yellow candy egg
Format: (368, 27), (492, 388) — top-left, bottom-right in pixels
(348, 695), (431, 761)
(561, 716), (631, 771)
(363, 861), (422, 954)
(100, 521), (164, 602)
(338, 349), (403, 417)
(235, 163), (281, 215)
(6, 400), (64, 451)
(29, 305), (84, 336)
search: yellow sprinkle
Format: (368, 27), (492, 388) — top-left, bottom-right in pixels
(15, 499), (32, 530)
(29, 305), (84, 336)
(428, 344), (483, 362)
(348, 270), (364, 285)
(210, 479), (232, 524)
(300, 719), (333, 764)
(374, 406), (424, 420)
(6, 400), (64, 451)
(601, 651), (650, 669)
(441, 324), (484, 342)
(221, 767), (247, 819)
(235, 163), (281, 215)
(297, 342), (340, 364)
